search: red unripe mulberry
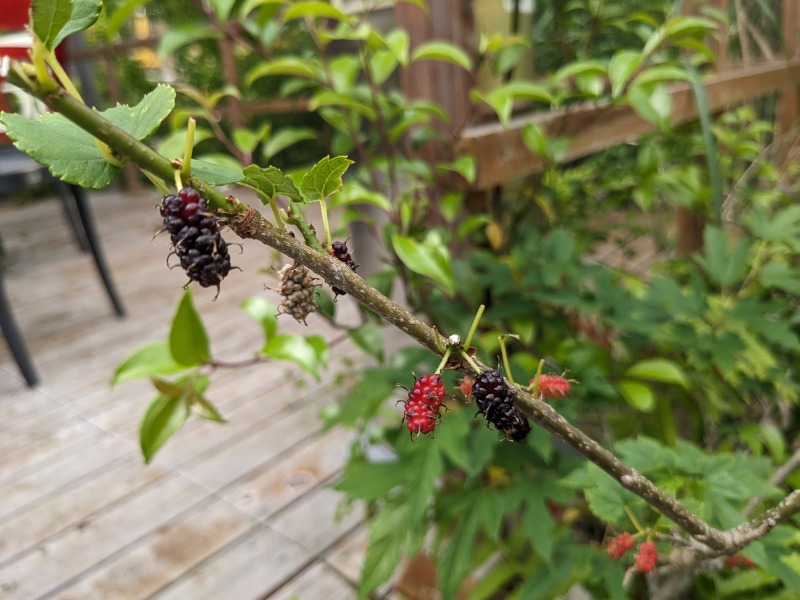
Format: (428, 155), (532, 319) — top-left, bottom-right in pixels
(607, 532), (635, 559)
(634, 541), (658, 573)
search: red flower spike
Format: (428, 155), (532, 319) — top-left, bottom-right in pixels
(535, 374), (571, 398)
(606, 532), (635, 559)
(402, 374), (446, 438)
(634, 541), (658, 573)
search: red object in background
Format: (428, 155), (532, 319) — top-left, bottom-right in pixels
(0, 0), (31, 31)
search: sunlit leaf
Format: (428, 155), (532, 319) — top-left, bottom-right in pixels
(169, 290), (211, 366)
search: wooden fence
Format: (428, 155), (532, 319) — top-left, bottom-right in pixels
(396, 0), (800, 191)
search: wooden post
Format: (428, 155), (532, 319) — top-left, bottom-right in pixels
(778, 0), (800, 141)
(707, 0), (731, 71)
(395, 0), (474, 144)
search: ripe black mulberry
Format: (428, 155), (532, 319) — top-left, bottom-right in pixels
(472, 370), (531, 442)
(160, 185), (233, 296)
(328, 240), (358, 297)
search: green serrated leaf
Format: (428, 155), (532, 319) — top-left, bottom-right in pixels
(2, 84), (174, 189)
(262, 333), (321, 379)
(111, 340), (186, 385)
(300, 155), (354, 201)
(32, 0), (73, 50)
(625, 358), (690, 388)
(241, 164), (303, 203)
(1, 111), (118, 188)
(104, 84), (177, 140)
(411, 40), (472, 71)
(139, 391), (190, 463)
(54, 0), (102, 46)
(241, 296), (278, 341)
(169, 291), (211, 366)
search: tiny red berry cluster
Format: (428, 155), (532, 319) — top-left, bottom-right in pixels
(536, 374), (571, 398)
(403, 374), (445, 437)
(160, 186), (232, 294)
(472, 370), (531, 442)
(634, 540), (658, 573)
(606, 532), (635, 559)
(328, 240), (359, 297)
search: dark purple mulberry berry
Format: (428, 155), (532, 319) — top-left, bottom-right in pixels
(328, 240), (359, 297)
(471, 370), (530, 442)
(159, 185), (234, 297)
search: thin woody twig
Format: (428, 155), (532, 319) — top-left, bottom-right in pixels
(7, 58), (800, 558)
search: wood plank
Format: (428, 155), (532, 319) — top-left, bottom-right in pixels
(150, 526), (312, 600)
(0, 435), (131, 522)
(175, 396), (334, 491)
(268, 561), (356, 600)
(457, 59), (800, 189)
(267, 485), (363, 553)
(0, 420), (108, 485)
(0, 473), (206, 600)
(49, 500), (253, 600)
(220, 426), (351, 521)
(0, 458), (167, 564)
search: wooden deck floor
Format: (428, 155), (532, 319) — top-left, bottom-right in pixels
(0, 188), (393, 599)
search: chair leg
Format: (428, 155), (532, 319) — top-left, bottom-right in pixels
(0, 270), (39, 387)
(55, 180), (90, 252)
(68, 185), (126, 317)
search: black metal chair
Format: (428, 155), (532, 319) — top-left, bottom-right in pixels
(0, 145), (126, 387)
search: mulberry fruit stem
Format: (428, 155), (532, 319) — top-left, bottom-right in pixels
(529, 359), (545, 395)
(624, 505), (645, 534)
(463, 304), (485, 350)
(434, 348), (451, 375)
(287, 203), (324, 252)
(459, 350), (481, 374)
(181, 118), (196, 182)
(498, 334), (517, 385)
(319, 198), (333, 248)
